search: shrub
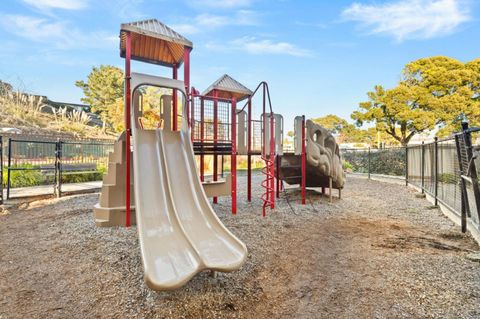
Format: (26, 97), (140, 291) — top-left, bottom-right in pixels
(60, 162), (106, 184)
(341, 148), (406, 176)
(437, 173), (457, 184)
(2, 162), (107, 188)
(342, 160), (353, 171)
(2, 164), (47, 188)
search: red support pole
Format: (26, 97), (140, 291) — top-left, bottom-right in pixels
(231, 99), (237, 214)
(263, 85), (268, 206)
(270, 115), (275, 209)
(172, 64), (178, 131)
(213, 90), (218, 204)
(190, 89), (194, 138)
(184, 48), (191, 129)
(301, 115), (306, 205)
(200, 96), (205, 182)
(125, 31), (132, 227)
(247, 97), (252, 202)
(183, 47), (191, 96)
(276, 155), (280, 198)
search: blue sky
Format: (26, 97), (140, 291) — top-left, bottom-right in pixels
(0, 0), (479, 130)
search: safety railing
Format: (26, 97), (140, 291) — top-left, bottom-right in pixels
(188, 89), (238, 213)
(1, 137), (113, 199)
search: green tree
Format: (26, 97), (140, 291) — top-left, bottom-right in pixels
(404, 56), (480, 135)
(352, 56), (480, 145)
(311, 114), (393, 146)
(351, 84), (434, 146)
(312, 114), (348, 134)
(76, 65), (124, 131)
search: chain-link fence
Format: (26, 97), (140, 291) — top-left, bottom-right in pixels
(1, 136), (113, 200)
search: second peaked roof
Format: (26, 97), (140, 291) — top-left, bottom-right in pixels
(202, 74), (253, 101)
(120, 19), (193, 67)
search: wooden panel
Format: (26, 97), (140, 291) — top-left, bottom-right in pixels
(120, 30), (186, 66)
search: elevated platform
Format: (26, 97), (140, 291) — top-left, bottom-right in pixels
(193, 141), (232, 155)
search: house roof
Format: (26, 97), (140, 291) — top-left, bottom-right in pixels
(120, 19), (193, 67)
(202, 74), (252, 101)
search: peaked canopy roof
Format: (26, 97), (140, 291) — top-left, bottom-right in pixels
(202, 74), (253, 101)
(120, 19), (193, 67)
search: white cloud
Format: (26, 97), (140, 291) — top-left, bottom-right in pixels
(187, 0), (252, 9)
(169, 23), (199, 35)
(0, 14), (116, 50)
(22, 0), (88, 10)
(207, 36), (312, 57)
(171, 10), (258, 35)
(195, 10), (257, 27)
(342, 0), (471, 41)
(195, 13), (230, 28)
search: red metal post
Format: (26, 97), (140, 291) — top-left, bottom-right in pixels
(263, 84), (268, 205)
(125, 31), (132, 227)
(301, 115), (306, 205)
(247, 97), (252, 202)
(270, 115), (275, 208)
(172, 64), (178, 131)
(190, 88), (195, 138)
(231, 99), (237, 214)
(200, 96), (205, 182)
(276, 155), (280, 198)
(213, 90), (218, 204)
(184, 48), (191, 128)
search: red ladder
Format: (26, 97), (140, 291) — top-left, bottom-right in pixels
(262, 114), (275, 216)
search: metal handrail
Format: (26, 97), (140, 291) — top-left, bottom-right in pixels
(237, 81), (273, 115)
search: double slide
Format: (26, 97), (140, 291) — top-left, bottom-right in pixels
(131, 112), (247, 290)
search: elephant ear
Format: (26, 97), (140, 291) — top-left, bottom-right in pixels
(306, 138), (321, 166)
(305, 119), (345, 188)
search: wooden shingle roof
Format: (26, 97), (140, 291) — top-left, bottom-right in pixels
(202, 74), (252, 101)
(120, 19), (193, 67)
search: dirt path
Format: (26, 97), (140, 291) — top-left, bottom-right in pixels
(1, 176), (479, 318)
(253, 214), (479, 318)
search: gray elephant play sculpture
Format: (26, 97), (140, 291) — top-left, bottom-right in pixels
(278, 119), (345, 192)
(305, 120), (345, 188)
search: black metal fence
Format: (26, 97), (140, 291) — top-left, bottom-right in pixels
(1, 136), (113, 200)
(342, 147), (407, 178)
(342, 134), (480, 234)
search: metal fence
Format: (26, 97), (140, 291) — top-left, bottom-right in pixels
(342, 136), (480, 234)
(342, 147), (407, 178)
(1, 136), (113, 201)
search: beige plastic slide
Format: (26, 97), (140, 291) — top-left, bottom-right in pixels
(130, 73), (247, 290)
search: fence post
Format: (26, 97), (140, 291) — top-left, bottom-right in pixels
(0, 136), (3, 205)
(454, 134), (468, 233)
(55, 139), (63, 198)
(405, 145), (409, 186)
(434, 137), (438, 206)
(421, 141), (425, 194)
(462, 122), (480, 222)
(6, 138), (12, 200)
(53, 140), (58, 197)
(367, 147), (371, 179)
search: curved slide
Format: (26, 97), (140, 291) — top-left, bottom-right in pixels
(132, 127), (247, 290)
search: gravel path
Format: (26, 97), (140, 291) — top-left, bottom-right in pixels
(0, 175), (479, 319)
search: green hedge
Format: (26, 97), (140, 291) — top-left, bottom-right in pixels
(2, 164), (47, 188)
(342, 148), (406, 176)
(2, 163), (106, 188)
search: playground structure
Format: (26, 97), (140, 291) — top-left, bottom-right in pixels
(93, 19), (345, 290)
(277, 118), (345, 202)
